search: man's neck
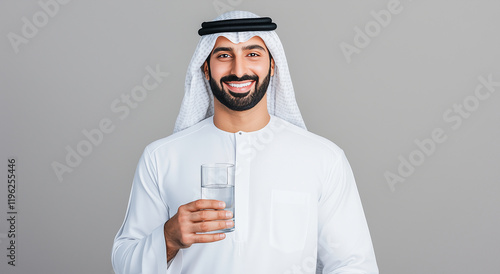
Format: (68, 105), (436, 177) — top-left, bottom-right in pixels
(213, 95), (270, 133)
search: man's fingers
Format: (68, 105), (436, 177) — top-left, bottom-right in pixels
(183, 199), (226, 212)
(192, 220), (234, 233)
(193, 233), (227, 243)
(190, 210), (233, 222)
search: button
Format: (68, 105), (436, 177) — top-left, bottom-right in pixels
(238, 132), (242, 135)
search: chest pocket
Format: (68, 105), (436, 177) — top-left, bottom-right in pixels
(269, 190), (311, 253)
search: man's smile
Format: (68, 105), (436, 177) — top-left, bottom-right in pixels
(223, 80), (255, 94)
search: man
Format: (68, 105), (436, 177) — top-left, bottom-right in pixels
(112, 11), (378, 274)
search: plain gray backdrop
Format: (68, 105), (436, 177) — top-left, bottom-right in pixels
(1, 0), (499, 273)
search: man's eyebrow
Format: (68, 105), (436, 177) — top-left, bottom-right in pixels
(211, 44), (267, 56)
(242, 44), (267, 52)
(212, 47), (233, 55)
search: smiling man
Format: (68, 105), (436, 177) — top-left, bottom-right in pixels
(205, 35), (275, 133)
(112, 11), (378, 274)
(206, 36), (274, 112)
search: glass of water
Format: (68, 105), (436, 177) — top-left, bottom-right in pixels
(201, 163), (235, 233)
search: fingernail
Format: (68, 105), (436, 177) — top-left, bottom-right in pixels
(226, 211), (233, 218)
(219, 234), (226, 239)
(226, 221), (234, 227)
(219, 202), (225, 208)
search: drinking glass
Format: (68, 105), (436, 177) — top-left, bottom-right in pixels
(201, 163), (235, 233)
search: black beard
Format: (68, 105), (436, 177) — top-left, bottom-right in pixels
(209, 68), (271, 111)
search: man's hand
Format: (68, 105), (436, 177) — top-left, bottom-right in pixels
(164, 199), (234, 262)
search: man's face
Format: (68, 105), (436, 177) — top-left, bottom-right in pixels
(204, 36), (275, 111)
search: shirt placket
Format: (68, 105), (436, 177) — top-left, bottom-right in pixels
(233, 130), (252, 257)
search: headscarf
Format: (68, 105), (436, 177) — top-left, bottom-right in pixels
(173, 10), (306, 133)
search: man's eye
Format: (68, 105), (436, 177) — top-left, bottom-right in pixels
(218, 54), (230, 58)
(248, 53), (260, 57)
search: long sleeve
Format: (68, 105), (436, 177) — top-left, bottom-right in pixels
(112, 147), (182, 274)
(317, 151), (378, 274)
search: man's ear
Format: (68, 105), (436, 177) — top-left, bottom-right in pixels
(270, 58), (275, 77)
(203, 61), (210, 80)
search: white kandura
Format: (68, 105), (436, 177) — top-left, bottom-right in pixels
(112, 116), (378, 274)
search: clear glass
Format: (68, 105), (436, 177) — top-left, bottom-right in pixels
(201, 163), (235, 233)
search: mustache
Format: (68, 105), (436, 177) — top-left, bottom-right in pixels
(220, 74), (259, 82)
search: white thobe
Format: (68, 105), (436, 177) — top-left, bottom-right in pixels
(112, 115), (378, 274)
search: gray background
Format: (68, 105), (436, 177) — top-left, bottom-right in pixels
(1, 0), (499, 273)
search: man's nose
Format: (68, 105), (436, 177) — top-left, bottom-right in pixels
(230, 55), (247, 78)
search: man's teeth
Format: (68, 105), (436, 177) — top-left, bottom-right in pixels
(227, 82), (252, 88)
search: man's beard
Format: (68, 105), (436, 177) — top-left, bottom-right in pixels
(209, 67), (271, 111)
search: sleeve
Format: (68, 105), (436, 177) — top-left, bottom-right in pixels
(317, 151), (379, 274)
(111, 147), (183, 274)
